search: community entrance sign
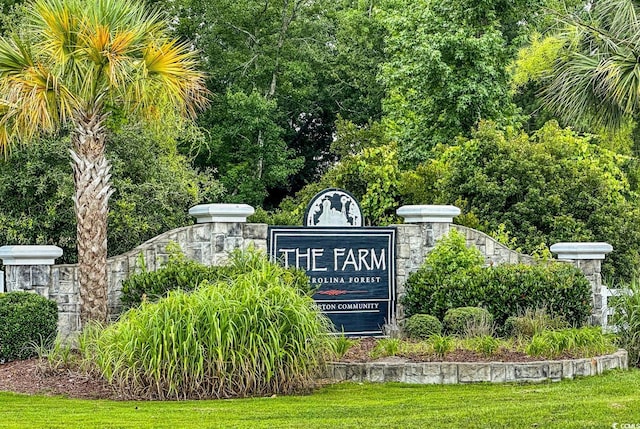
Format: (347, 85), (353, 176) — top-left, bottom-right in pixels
(269, 189), (396, 336)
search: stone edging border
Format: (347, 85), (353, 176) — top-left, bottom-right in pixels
(324, 349), (628, 384)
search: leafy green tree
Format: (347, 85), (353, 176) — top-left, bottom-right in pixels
(161, 0), (388, 205)
(0, 125), (223, 264)
(411, 120), (640, 281)
(379, 0), (537, 165)
(0, 0), (208, 324)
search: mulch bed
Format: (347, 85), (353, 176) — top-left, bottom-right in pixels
(0, 338), (585, 400)
(337, 337), (576, 363)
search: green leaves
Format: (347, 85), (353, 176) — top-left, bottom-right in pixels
(0, 292), (58, 362)
(402, 229), (593, 330)
(539, 0), (640, 129)
(82, 250), (333, 399)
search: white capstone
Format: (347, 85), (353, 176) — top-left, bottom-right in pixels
(396, 205), (461, 224)
(0, 245), (63, 265)
(189, 204), (255, 224)
(550, 242), (613, 260)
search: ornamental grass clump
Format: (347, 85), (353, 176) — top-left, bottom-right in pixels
(82, 253), (334, 399)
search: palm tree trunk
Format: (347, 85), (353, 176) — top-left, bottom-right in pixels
(71, 108), (113, 326)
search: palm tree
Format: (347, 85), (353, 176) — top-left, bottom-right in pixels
(543, 0), (640, 130)
(0, 0), (208, 325)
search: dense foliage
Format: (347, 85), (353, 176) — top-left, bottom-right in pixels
(0, 292), (57, 362)
(82, 252), (333, 399)
(121, 247), (313, 308)
(610, 278), (640, 367)
(0, 126), (223, 264)
(407, 121), (640, 280)
(402, 314), (442, 340)
(402, 230), (592, 330)
(443, 307), (493, 337)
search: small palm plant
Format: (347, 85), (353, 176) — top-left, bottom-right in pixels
(0, 0), (208, 325)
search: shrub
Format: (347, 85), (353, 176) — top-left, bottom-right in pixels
(0, 292), (58, 362)
(403, 314), (443, 340)
(402, 229), (484, 318)
(121, 246), (315, 309)
(610, 279), (640, 367)
(444, 307), (493, 337)
(430, 334), (455, 358)
(332, 334), (359, 359)
(504, 308), (568, 339)
(370, 338), (402, 359)
(120, 255), (225, 308)
(525, 327), (616, 359)
(81, 253), (333, 399)
(403, 231), (592, 330)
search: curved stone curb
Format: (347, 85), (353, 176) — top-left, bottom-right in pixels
(324, 350), (628, 384)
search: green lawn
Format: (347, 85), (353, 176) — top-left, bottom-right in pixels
(1, 370), (639, 428)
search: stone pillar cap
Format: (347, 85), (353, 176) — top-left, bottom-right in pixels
(396, 205), (461, 224)
(550, 242), (613, 260)
(0, 245), (63, 265)
(189, 203), (255, 224)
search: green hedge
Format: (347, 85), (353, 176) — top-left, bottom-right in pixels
(120, 257), (230, 309)
(443, 307), (493, 336)
(84, 252), (333, 399)
(403, 314), (442, 340)
(0, 292), (58, 362)
(402, 230), (592, 330)
(121, 248), (314, 309)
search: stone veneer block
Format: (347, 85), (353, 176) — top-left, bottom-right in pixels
(332, 364), (346, 381)
(550, 242), (613, 260)
(346, 363), (365, 381)
(422, 364), (443, 384)
(458, 363), (490, 383)
(0, 245), (63, 265)
(396, 205), (461, 224)
(368, 364), (385, 382)
(441, 363), (458, 384)
(384, 364), (404, 382)
(562, 360), (574, 379)
(243, 223), (268, 240)
(189, 204), (255, 224)
(514, 363), (548, 382)
(573, 359), (593, 376)
(548, 362), (563, 380)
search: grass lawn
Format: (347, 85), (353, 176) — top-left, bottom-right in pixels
(1, 369), (639, 428)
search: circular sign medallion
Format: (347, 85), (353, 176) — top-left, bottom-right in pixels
(304, 188), (363, 227)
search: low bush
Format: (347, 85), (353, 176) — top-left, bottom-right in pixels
(525, 327), (616, 358)
(504, 308), (568, 339)
(402, 230), (592, 330)
(370, 338), (402, 359)
(610, 279), (640, 367)
(403, 314), (443, 340)
(443, 307), (493, 337)
(121, 246), (314, 308)
(81, 252), (333, 399)
(0, 292), (58, 362)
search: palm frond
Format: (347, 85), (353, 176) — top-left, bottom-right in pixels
(139, 40), (209, 118)
(0, 36), (34, 78)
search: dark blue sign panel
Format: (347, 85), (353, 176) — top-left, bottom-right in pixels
(268, 227), (396, 336)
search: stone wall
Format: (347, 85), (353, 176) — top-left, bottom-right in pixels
(0, 204), (613, 338)
(325, 350), (628, 384)
(1, 216), (268, 339)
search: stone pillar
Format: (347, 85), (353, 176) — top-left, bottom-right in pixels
(0, 245), (74, 338)
(188, 203), (264, 265)
(0, 245), (63, 297)
(394, 205), (461, 326)
(550, 242), (613, 326)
